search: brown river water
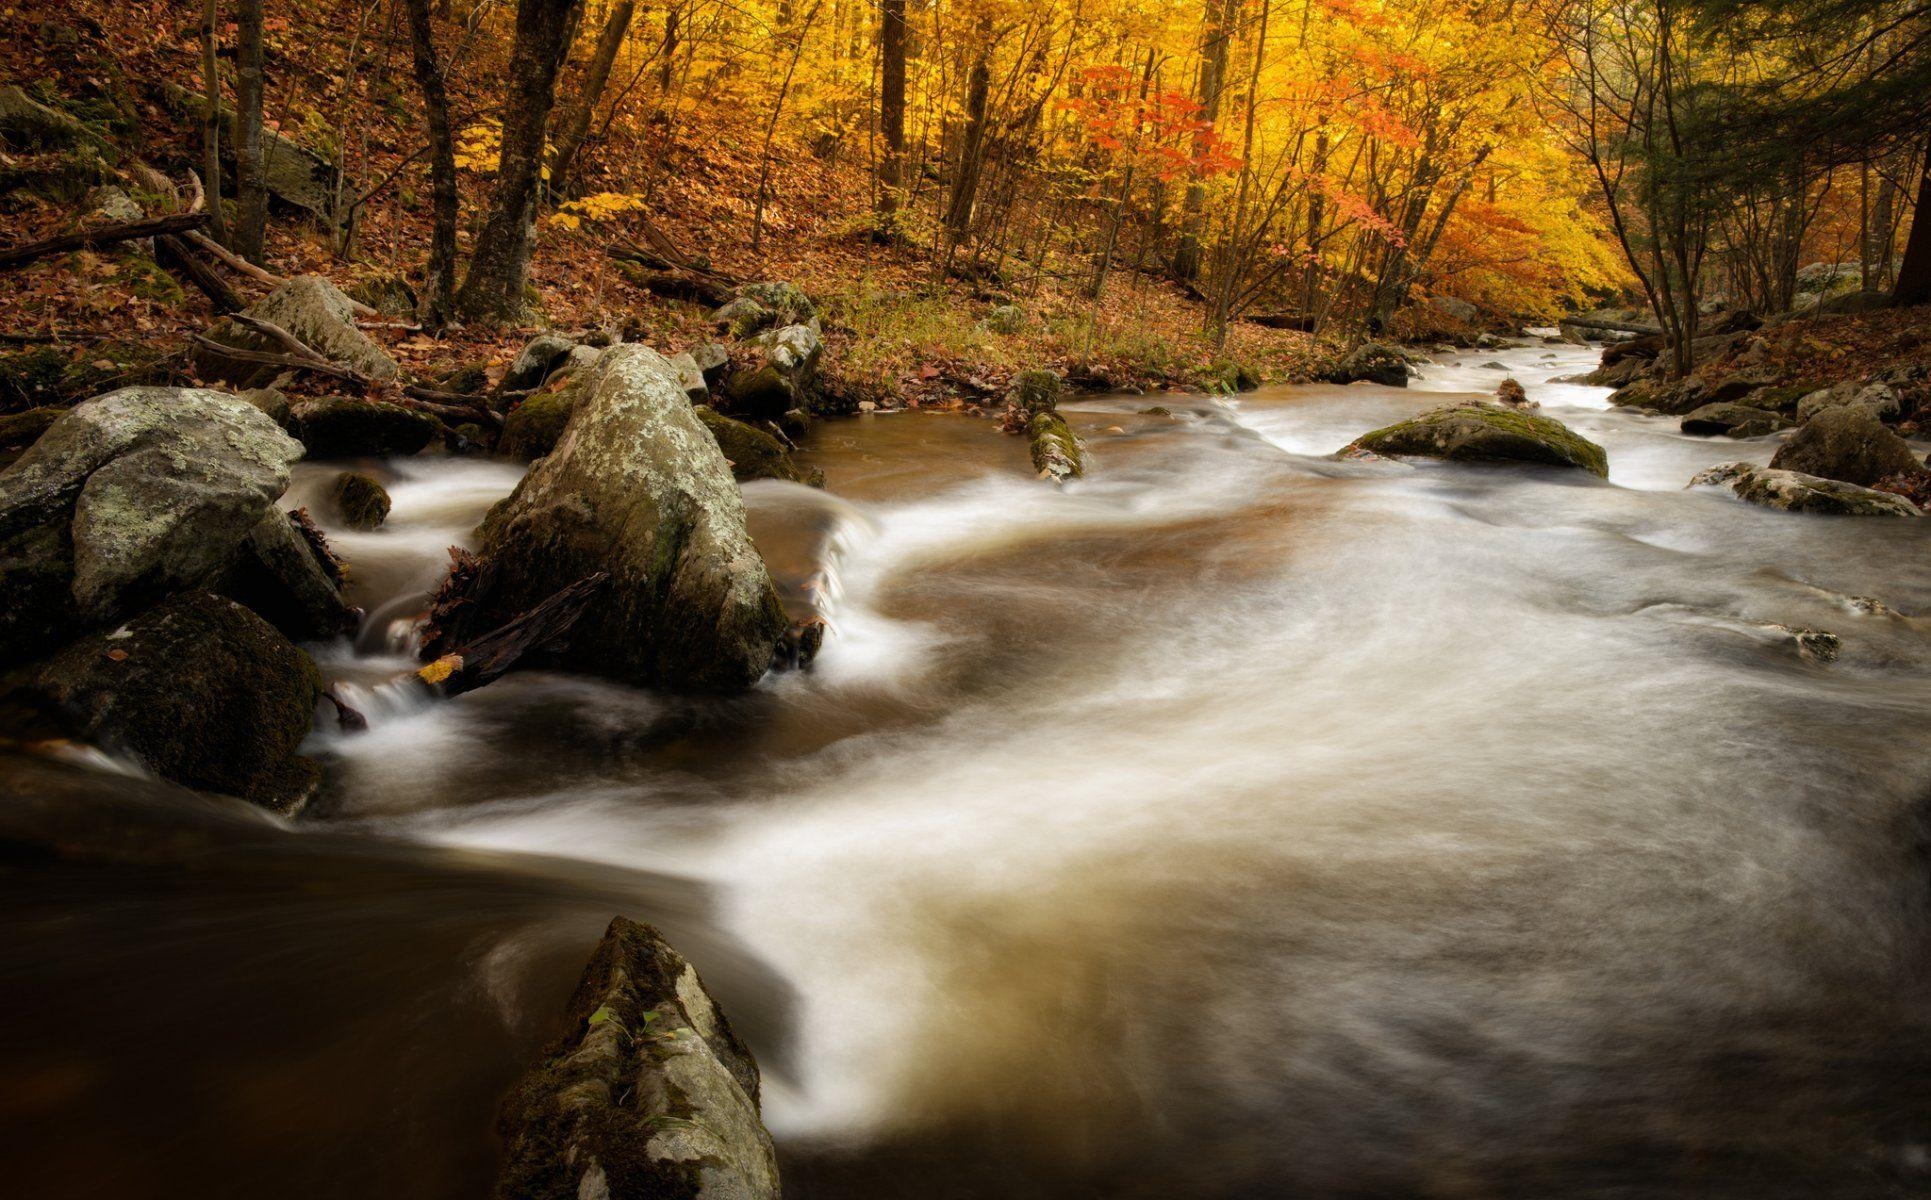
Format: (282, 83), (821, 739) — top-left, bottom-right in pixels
(4, 341), (1931, 1198)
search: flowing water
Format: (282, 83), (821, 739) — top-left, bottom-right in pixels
(6, 339), (1931, 1198)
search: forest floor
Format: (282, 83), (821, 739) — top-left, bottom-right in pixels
(0, 0), (1336, 421)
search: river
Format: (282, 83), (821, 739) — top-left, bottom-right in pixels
(5, 339), (1931, 1198)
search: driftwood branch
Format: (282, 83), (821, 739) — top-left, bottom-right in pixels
(0, 213), (211, 270)
(155, 234), (243, 312)
(414, 572), (608, 698)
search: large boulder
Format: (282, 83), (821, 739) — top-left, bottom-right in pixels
(1690, 462), (1921, 517)
(1347, 404), (1608, 477)
(1325, 342), (1411, 388)
(194, 277), (399, 390)
(218, 509), (359, 641)
(695, 406), (807, 484)
(1794, 380), (1901, 424)
(0, 387), (306, 666)
(1679, 403), (1790, 438)
(288, 395), (438, 459)
(3, 591), (324, 811)
(495, 916), (779, 1200)
(503, 333), (578, 392)
(472, 346), (787, 691)
(1769, 405), (1927, 487)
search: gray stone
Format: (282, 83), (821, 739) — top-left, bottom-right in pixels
(1325, 342), (1411, 388)
(1770, 404), (1925, 487)
(668, 352), (709, 404)
(473, 346), (787, 691)
(1795, 380), (1901, 424)
(689, 342), (731, 386)
(1690, 461), (1921, 517)
(502, 333), (578, 392)
(1679, 403), (1790, 438)
(194, 276), (398, 390)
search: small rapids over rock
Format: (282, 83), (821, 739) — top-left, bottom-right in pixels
(7, 340), (1931, 1199)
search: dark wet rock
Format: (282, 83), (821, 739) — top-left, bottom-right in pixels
(1579, 355), (1650, 388)
(1325, 342), (1410, 388)
(194, 276), (399, 390)
(503, 333), (578, 392)
(1795, 380), (1901, 424)
(218, 509), (358, 642)
(1689, 462), (1921, 516)
(288, 396), (438, 459)
(494, 916), (779, 1200)
(329, 471), (390, 529)
(1700, 370), (1781, 404)
(1608, 377), (1708, 416)
(1141, 406), (1173, 417)
(695, 406), (806, 484)
(3, 591), (323, 811)
(1029, 410), (1085, 483)
(239, 387), (293, 429)
(0, 84), (109, 153)
(1495, 378), (1534, 409)
(499, 373), (588, 462)
(726, 324), (825, 420)
(1770, 405), (1927, 488)
(473, 346), (787, 691)
(0, 387), (302, 667)
(723, 364), (797, 422)
(1008, 368), (1066, 415)
(0, 406), (61, 454)
(1348, 404), (1608, 477)
(1679, 403), (1790, 438)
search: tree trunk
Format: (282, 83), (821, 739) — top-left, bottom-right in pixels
(548, 0), (636, 196)
(232, 0), (269, 263)
(199, 0), (228, 245)
(403, 0), (461, 329)
(659, 8), (679, 91)
(876, 0), (907, 226)
(943, 39), (992, 237)
(1172, 0), (1234, 283)
(1892, 146), (1931, 307)
(455, 0), (585, 323)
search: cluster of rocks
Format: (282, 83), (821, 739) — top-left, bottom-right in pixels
(1001, 368), (1086, 484)
(1690, 403), (1929, 517)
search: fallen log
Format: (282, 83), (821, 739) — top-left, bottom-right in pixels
(0, 212), (211, 270)
(613, 261), (735, 307)
(154, 235), (242, 313)
(1558, 315), (1662, 337)
(1244, 311), (1317, 332)
(414, 572), (608, 698)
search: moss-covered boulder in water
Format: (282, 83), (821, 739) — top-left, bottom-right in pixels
(473, 346), (787, 691)
(4, 591), (323, 811)
(695, 406), (805, 484)
(1770, 404), (1926, 488)
(289, 396), (438, 459)
(329, 471), (391, 529)
(1029, 409), (1085, 483)
(1690, 461), (1922, 517)
(494, 916), (779, 1200)
(1008, 368), (1065, 415)
(1348, 404), (1609, 477)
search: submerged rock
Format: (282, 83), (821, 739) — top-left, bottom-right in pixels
(494, 916), (779, 1200)
(1770, 405), (1926, 487)
(0, 387), (304, 666)
(193, 276), (398, 390)
(694, 406), (807, 484)
(1689, 462), (1922, 517)
(1347, 404), (1608, 477)
(329, 471), (390, 529)
(1679, 403), (1790, 438)
(4, 591), (323, 811)
(288, 396), (438, 459)
(473, 346), (787, 691)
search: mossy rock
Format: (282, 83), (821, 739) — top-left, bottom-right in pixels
(0, 346), (71, 407)
(1008, 368), (1065, 415)
(499, 378), (586, 461)
(347, 271), (417, 319)
(724, 364), (800, 421)
(736, 280), (817, 327)
(1208, 359), (1262, 392)
(329, 471), (391, 529)
(0, 150), (117, 206)
(1141, 405), (1173, 417)
(1349, 404), (1609, 477)
(1325, 342), (1410, 388)
(4, 591), (323, 812)
(1028, 409), (1085, 483)
(0, 406), (61, 452)
(0, 85), (112, 154)
(986, 303), (1025, 335)
(438, 363), (491, 396)
(289, 396), (438, 459)
(695, 406), (806, 484)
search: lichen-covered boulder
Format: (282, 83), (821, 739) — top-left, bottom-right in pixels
(329, 471), (390, 529)
(473, 346), (787, 691)
(712, 296), (770, 340)
(1346, 404), (1608, 477)
(1325, 342), (1411, 388)
(4, 591), (323, 811)
(1690, 462), (1921, 517)
(193, 276), (398, 390)
(1029, 410), (1085, 484)
(736, 281), (816, 329)
(0, 387), (304, 666)
(495, 916), (779, 1200)
(289, 396), (439, 459)
(695, 406), (805, 484)
(1679, 403), (1790, 438)
(1769, 404), (1927, 487)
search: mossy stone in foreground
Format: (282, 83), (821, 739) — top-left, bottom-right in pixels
(6, 591), (323, 811)
(1348, 404), (1608, 477)
(1029, 409), (1085, 483)
(499, 379), (585, 461)
(329, 471), (391, 529)
(694, 406), (805, 484)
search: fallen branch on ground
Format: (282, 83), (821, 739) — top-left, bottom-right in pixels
(0, 213), (210, 270)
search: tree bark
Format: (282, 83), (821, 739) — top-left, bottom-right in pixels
(943, 38), (992, 237)
(200, 0), (228, 245)
(455, 0), (585, 323)
(232, 0), (269, 263)
(1173, 0), (1234, 283)
(1892, 146), (1931, 307)
(876, 0), (907, 227)
(403, 0), (461, 329)
(548, 0), (636, 196)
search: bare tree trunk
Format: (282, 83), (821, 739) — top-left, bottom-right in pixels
(659, 7), (679, 91)
(200, 0), (228, 245)
(1892, 143), (1931, 307)
(1173, 0), (1234, 282)
(456, 0), (585, 323)
(549, 0), (636, 196)
(943, 34), (992, 238)
(232, 0), (269, 263)
(403, 0), (460, 328)
(876, 0), (907, 228)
